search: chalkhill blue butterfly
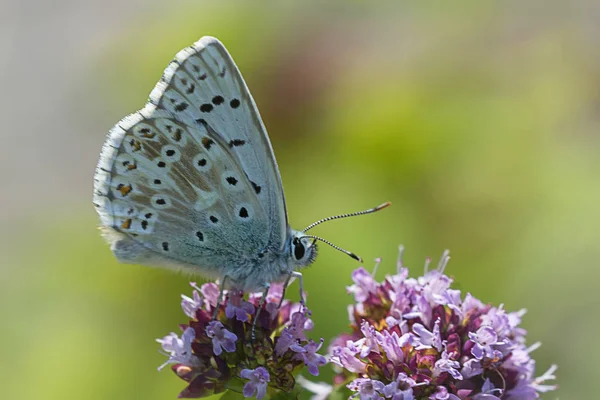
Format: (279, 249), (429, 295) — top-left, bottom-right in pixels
(93, 36), (389, 308)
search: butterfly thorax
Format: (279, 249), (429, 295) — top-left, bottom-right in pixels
(218, 230), (316, 291)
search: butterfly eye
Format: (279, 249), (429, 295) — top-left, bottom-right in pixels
(293, 238), (305, 261)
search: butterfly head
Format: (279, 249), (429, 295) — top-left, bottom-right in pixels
(288, 231), (318, 268)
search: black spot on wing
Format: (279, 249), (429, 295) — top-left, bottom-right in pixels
(174, 102), (188, 112)
(229, 139), (246, 148)
(251, 181), (262, 194)
(200, 103), (214, 113)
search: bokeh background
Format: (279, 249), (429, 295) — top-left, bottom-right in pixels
(2, 1), (597, 398)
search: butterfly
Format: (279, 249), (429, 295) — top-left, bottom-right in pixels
(93, 36), (389, 303)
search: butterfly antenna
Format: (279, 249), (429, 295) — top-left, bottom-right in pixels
(300, 235), (362, 262)
(302, 202), (391, 232)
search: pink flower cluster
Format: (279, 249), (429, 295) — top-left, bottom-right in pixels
(157, 282), (326, 398)
(328, 250), (557, 400)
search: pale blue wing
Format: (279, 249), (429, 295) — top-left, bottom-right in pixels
(93, 37), (288, 276)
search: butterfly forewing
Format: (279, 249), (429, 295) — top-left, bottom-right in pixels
(93, 37), (287, 274)
(152, 37), (287, 246)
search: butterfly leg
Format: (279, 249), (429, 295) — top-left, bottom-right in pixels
(277, 273), (293, 308)
(291, 271), (306, 306)
(251, 283), (270, 341)
(212, 276), (229, 320)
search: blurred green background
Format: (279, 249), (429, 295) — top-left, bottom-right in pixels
(2, 1), (597, 398)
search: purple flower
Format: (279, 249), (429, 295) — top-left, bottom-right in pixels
(461, 292), (485, 315)
(240, 367), (270, 399)
(469, 326), (504, 361)
(433, 350), (462, 380)
(436, 288), (462, 308)
(419, 270), (452, 305)
(347, 378), (386, 399)
(403, 293), (433, 327)
(249, 282), (285, 306)
(429, 386), (459, 400)
(355, 321), (380, 357)
(461, 358), (483, 378)
(330, 343), (367, 373)
(225, 290), (255, 322)
(156, 247), (557, 399)
(156, 327), (198, 370)
(274, 328), (295, 357)
(412, 318), (442, 351)
(347, 267), (378, 302)
(507, 364), (558, 398)
(205, 321), (237, 355)
(158, 283), (324, 398)
(480, 305), (511, 338)
(291, 339), (327, 376)
(375, 330), (414, 364)
(249, 283), (287, 319)
(181, 289), (203, 319)
(286, 307), (312, 341)
(331, 249), (557, 400)
(472, 378), (502, 399)
(383, 373), (415, 400)
(198, 282), (220, 310)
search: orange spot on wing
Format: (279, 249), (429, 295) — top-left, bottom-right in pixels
(121, 219), (132, 229)
(172, 129), (182, 141)
(117, 184), (133, 197)
(129, 139), (142, 152)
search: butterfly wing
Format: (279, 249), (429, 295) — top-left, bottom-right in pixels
(93, 37), (288, 276)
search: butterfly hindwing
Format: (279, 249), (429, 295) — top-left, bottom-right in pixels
(94, 109), (271, 276)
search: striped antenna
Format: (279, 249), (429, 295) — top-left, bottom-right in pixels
(302, 202), (391, 232)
